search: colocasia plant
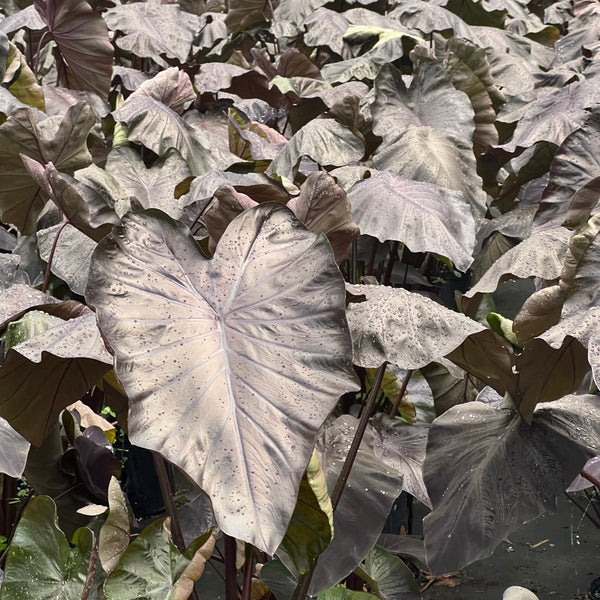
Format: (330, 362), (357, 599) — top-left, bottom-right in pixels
(0, 0), (599, 598)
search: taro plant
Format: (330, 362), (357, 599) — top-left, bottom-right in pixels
(0, 0), (599, 599)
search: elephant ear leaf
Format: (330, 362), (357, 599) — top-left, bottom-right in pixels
(1, 496), (96, 600)
(86, 204), (358, 554)
(34, 0), (113, 99)
(0, 102), (95, 235)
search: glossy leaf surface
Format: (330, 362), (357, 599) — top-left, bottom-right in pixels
(423, 395), (600, 574)
(1, 496), (95, 600)
(346, 284), (484, 369)
(86, 205), (357, 553)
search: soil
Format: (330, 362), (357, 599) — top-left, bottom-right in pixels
(195, 492), (600, 599)
(415, 493), (600, 600)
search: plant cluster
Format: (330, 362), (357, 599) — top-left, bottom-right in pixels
(0, 0), (599, 598)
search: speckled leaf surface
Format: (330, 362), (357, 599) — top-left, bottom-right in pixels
(104, 0), (199, 63)
(1, 496), (95, 600)
(496, 80), (600, 153)
(105, 147), (191, 218)
(423, 395), (600, 574)
(85, 204), (358, 553)
(370, 413), (431, 508)
(464, 227), (571, 299)
(267, 119), (364, 181)
(348, 172), (476, 271)
(113, 96), (216, 176)
(346, 284), (484, 369)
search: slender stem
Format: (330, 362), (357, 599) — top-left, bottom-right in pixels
(292, 362), (388, 600)
(389, 370), (413, 418)
(33, 30), (50, 77)
(152, 454), (201, 600)
(584, 488), (600, 523)
(241, 553), (254, 600)
(565, 492), (600, 528)
(350, 239), (358, 285)
(582, 469), (600, 490)
(42, 220), (69, 293)
(382, 241), (399, 286)
(331, 361), (387, 511)
(152, 453), (186, 551)
(366, 238), (377, 276)
(224, 534), (240, 600)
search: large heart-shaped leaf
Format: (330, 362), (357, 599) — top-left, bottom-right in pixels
(423, 395), (600, 574)
(496, 79), (600, 153)
(535, 112), (600, 228)
(105, 147), (191, 218)
(371, 64), (485, 221)
(267, 118), (364, 181)
(348, 171), (476, 272)
(372, 62), (475, 146)
(34, 0), (113, 99)
(113, 95), (216, 177)
(1, 496), (96, 600)
(0, 102), (95, 234)
(104, 0), (200, 64)
(86, 204), (358, 553)
(346, 284), (484, 369)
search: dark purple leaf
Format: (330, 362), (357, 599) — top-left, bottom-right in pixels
(34, 0), (113, 99)
(104, 0), (199, 63)
(0, 102), (95, 234)
(423, 395), (600, 574)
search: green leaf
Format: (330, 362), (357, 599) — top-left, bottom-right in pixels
(103, 520), (216, 600)
(357, 545), (420, 600)
(278, 450), (333, 575)
(99, 477), (130, 576)
(486, 313), (519, 346)
(1, 496), (96, 600)
(2, 41), (45, 112)
(317, 587), (378, 600)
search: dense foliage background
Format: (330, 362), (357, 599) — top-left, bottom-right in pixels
(0, 0), (599, 598)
